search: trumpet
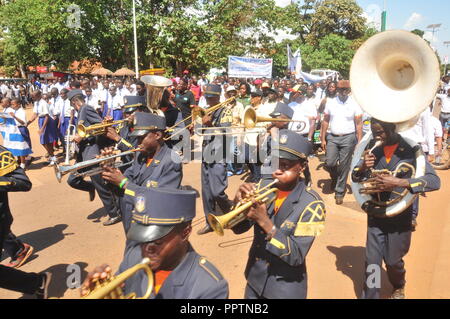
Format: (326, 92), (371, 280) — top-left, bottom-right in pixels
(83, 258), (154, 299)
(164, 97), (236, 141)
(54, 149), (141, 182)
(77, 119), (130, 138)
(243, 106), (306, 131)
(208, 179), (279, 236)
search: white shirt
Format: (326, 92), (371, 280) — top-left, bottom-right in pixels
(33, 99), (50, 117)
(54, 82), (68, 92)
(437, 94), (450, 113)
(109, 94), (124, 111)
(6, 107), (26, 126)
(49, 96), (62, 118)
(324, 96), (362, 135)
(400, 108), (435, 155)
(288, 100), (317, 135)
(60, 98), (73, 118)
(85, 94), (98, 109)
(430, 116), (443, 139)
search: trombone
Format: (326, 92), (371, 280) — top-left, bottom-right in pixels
(77, 119), (130, 138)
(207, 179), (279, 236)
(54, 149), (141, 182)
(163, 97), (237, 141)
(194, 106), (307, 136)
(82, 258), (154, 299)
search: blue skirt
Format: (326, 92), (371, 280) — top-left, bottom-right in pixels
(113, 110), (123, 121)
(18, 126), (32, 150)
(39, 116), (56, 145)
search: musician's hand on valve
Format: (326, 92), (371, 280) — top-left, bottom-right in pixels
(234, 183), (256, 205)
(106, 127), (121, 142)
(202, 114), (213, 127)
(80, 264), (113, 297)
(103, 116), (113, 122)
(72, 134), (82, 144)
(361, 152), (376, 171)
(375, 175), (409, 192)
(102, 166), (125, 186)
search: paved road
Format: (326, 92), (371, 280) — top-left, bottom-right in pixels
(1, 109), (449, 299)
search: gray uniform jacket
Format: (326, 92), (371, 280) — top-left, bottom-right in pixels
(120, 144), (183, 231)
(119, 243), (229, 299)
(352, 137), (440, 229)
(77, 104), (113, 162)
(233, 179), (326, 299)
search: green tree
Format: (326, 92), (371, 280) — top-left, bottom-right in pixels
(306, 0), (367, 46)
(411, 29), (425, 38)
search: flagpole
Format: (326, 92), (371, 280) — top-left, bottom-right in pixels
(132, 0), (139, 79)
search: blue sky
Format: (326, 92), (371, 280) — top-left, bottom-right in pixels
(357, 0), (450, 60)
(275, 0), (450, 61)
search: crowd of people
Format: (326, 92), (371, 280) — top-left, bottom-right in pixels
(0, 70), (449, 300)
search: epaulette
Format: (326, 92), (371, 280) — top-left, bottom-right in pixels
(304, 186), (322, 202)
(294, 198), (326, 237)
(0, 149), (18, 177)
(198, 257), (223, 283)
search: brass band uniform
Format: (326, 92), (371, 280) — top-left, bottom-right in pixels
(66, 89), (121, 226)
(233, 130), (325, 299)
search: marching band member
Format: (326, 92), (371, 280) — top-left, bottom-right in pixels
(104, 96), (144, 172)
(101, 112), (183, 232)
(196, 84), (234, 235)
(0, 146), (51, 298)
(66, 89), (121, 226)
(351, 119), (440, 299)
(233, 129), (325, 299)
(80, 188), (229, 299)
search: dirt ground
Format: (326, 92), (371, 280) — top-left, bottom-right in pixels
(1, 108), (449, 299)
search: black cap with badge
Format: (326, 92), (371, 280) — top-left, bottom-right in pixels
(274, 129), (312, 161)
(270, 102), (293, 119)
(203, 84), (222, 98)
(67, 89), (85, 101)
(127, 188), (197, 243)
(130, 112), (166, 137)
(122, 95), (145, 113)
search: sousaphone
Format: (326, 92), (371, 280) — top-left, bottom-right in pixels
(141, 75), (173, 117)
(349, 30), (440, 217)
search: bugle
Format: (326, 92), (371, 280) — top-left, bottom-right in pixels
(54, 149), (141, 182)
(208, 180), (279, 236)
(83, 258), (154, 299)
(77, 119), (129, 138)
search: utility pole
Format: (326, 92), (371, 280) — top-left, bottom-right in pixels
(427, 24), (442, 44)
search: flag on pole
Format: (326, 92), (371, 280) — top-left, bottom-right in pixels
(0, 116), (32, 156)
(287, 45), (302, 77)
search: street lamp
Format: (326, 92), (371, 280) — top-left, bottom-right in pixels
(132, 0), (139, 79)
(427, 24), (442, 42)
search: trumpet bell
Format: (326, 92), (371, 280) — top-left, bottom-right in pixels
(350, 30), (440, 129)
(207, 214), (225, 236)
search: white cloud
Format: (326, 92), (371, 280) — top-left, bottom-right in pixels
(274, 0), (292, 8)
(404, 13), (424, 30)
(363, 4), (382, 31)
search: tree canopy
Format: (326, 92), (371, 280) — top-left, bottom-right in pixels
(0, 0), (377, 78)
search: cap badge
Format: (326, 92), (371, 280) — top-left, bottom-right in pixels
(135, 195), (146, 213)
(280, 135), (288, 144)
(124, 98), (128, 104)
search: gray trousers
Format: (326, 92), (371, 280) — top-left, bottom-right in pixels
(361, 222), (412, 299)
(325, 133), (357, 197)
(201, 163), (232, 224)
